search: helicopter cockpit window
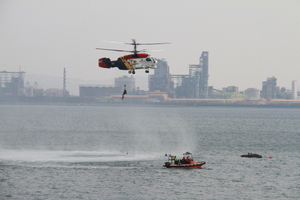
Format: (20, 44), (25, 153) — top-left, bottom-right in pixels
(146, 58), (151, 61)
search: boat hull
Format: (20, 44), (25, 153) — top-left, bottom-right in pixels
(163, 162), (205, 169)
(241, 154), (262, 158)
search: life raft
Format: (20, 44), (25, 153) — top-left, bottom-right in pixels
(241, 153), (262, 158)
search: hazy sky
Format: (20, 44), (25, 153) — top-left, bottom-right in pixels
(1, 0), (300, 92)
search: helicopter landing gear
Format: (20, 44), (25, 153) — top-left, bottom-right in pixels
(128, 69), (135, 74)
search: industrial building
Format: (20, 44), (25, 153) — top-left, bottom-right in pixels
(172, 75), (192, 98)
(44, 89), (66, 97)
(223, 86), (238, 93)
(275, 86), (287, 99)
(0, 71), (25, 96)
(79, 85), (120, 98)
(79, 76), (136, 98)
(115, 75), (135, 94)
(148, 59), (174, 96)
(261, 77), (277, 101)
(0, 69), (71, 98)
(171, 51), (209, 98)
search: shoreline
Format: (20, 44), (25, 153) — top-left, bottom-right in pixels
(1, 96), (300, 109)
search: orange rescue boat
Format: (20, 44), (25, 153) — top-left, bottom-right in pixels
(163, 152), (206, 169)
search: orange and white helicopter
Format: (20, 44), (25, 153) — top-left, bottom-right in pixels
(96, 39), (170, 74)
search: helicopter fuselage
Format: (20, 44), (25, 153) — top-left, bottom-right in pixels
(98, 53), (157, 74)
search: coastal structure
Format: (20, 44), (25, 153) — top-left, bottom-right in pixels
(292, 80), (297, 99)
(148, 59), (174, 95)
(63, 68), (68, 97)
(80, 75), (138, 98)
(79, 85), (119, 98)
(171, 51), (209, 98)
(0, 71), (25, 96)
(261, 77), (277, 101)
(115, 75), (135, 94)
(2, 54), (300, 106)
(223, 86), (239, 93)
(245, 88), (260, 98)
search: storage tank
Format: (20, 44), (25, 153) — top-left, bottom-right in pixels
(244, 88), (260, 97)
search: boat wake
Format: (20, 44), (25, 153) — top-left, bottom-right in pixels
(0, 149), (160, 163)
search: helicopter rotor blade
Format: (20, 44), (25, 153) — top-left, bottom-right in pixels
(149, 49), (164, 52)
(137, 42), (171, 45)
(101, 40), (124, 44)
(138, 49), (147, 52)
(125, 42), (171, 46)
(95, 48), (132, 53)
(96, 40), (170, 55)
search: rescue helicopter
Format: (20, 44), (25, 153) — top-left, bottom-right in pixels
(96, 39), (170, 74)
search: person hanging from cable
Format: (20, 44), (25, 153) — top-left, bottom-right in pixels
(121, 84), (127, 100)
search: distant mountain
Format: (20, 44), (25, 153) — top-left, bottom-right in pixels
(25, 74), (149, 96)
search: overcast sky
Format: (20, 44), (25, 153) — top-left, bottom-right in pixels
(1, 0), (300, 92)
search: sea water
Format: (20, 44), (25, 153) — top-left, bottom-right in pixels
(0, 105), (299, 199)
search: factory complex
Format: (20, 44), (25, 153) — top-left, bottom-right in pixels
(1, 52), (300, 107)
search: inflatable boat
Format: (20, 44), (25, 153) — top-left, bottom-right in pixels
(241, 153), (262, 158)
(163, 152), (206, 169)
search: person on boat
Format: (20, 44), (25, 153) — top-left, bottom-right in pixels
(186, 157), (191, 164)
(181, 156), (188, 164)
(174, 156), (179, 164)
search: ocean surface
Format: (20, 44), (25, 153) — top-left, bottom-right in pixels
(0, 105), (299, 199)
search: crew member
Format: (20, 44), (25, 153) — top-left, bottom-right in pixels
(174, 156), (179, 164)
